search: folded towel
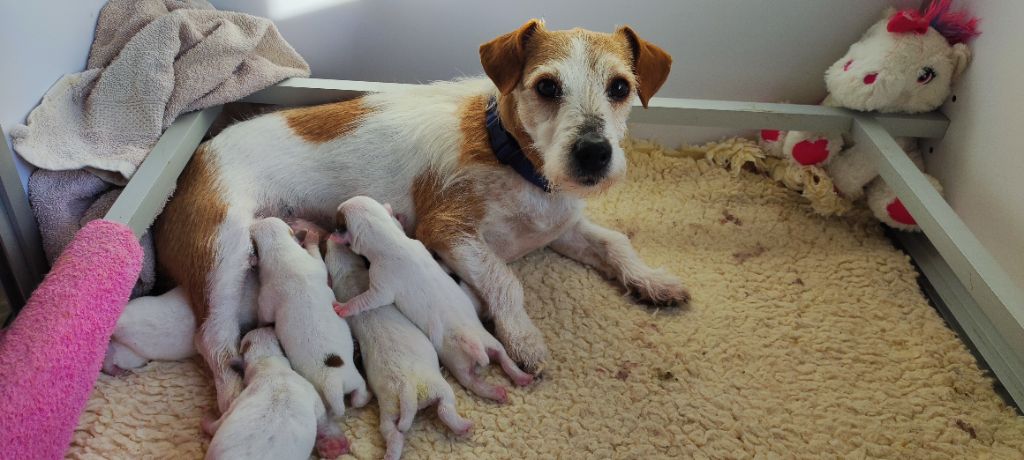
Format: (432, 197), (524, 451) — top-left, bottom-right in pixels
(10, 0), (309, 183)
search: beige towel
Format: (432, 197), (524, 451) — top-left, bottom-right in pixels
(10, 0), (309, 184)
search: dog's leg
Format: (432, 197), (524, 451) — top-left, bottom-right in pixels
(550, 217), (690, 306)
(201, 211), (256, 414)
(435, 238), (548, 373)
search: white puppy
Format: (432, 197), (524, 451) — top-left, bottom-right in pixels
(325, 236), (472, 460)
(251, 217), (370, 420)
(101, 286), (195, 375)
(335, 196), (534, 402)
(205, 327), (347, 460)
(103, 271), (260, 376)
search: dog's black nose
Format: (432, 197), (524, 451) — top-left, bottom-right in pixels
(571, 132), (612, 177)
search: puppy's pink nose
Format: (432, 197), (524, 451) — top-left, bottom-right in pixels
(863, 73), (878, 85)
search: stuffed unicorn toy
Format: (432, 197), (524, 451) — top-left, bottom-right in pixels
(759, 1), (979, 230)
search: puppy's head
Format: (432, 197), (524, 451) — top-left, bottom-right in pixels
(335, 196), (405, 253)
(251, 217), (295, 248)
(480, 20), (672, 195)
(239, 327), (285, 367)
(324, 231), (370, 301)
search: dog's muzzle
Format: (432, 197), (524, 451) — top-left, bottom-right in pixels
(570, 131), (612, 185)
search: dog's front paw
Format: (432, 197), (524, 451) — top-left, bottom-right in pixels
(497, 323), (549, 375)
(627, 269), (691, 307)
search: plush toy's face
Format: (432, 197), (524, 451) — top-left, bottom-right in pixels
(825, 16), (971, 114)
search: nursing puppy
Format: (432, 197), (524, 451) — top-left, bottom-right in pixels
(325, 235), (472, 460)
(250, 218), (370, 421)
(335, 196), (534, 401)
(155, 20), (684, 412)
(103, 270), (260, 376)
(101, 286), (195, 375)
(205, 327), (347, 460)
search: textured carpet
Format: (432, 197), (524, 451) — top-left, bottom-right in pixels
(69, 139), (1024, 459)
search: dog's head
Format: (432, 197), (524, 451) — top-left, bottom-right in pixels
(480, 20), (672, 195)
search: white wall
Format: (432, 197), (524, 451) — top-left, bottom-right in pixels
(925, 1), (1024, 288)
(0, 0), (108, 186)
(214, 0), (894, 102)
(211, 0), (895, 142)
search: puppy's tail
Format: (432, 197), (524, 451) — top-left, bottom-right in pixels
(322, 378), (348, 418)
(455, 332), (489, 368)
(380, 412), (405, 460)
(397, 383), (419, 432)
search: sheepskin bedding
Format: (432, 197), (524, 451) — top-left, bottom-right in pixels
(69, 138), (1024, 459)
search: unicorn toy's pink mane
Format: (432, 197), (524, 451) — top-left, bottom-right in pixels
(887, 0), (980, 44)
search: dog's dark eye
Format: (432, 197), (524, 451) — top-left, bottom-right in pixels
(535, 78), (562, 99)
(917, 67), (936, 84)
(607, 78), (631, 101)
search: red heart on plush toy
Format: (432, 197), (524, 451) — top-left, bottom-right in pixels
(886, 199), (917, 225)
(760, 129), (780, 142)
(791, 139), (831, 165)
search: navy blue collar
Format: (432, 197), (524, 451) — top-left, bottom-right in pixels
(485, 97), (551, 192)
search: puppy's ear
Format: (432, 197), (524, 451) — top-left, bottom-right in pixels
(335, 208), (348, 233)
(616, 26), (672, 108)
(480, 19), (545, 95)
(383, 202), (394, 216)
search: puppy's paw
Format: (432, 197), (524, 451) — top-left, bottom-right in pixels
(497, 323), (549, 375)
(627, 269), (691, 307)
(102, 364), (132, 377)
(333, 302), (354, 318)
(200, 413), (220, 437)
(315, 432), (351, 459)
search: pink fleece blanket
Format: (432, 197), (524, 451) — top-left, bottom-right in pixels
(0, 220), (143, 460)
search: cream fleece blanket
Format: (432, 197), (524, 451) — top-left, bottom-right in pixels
(69, 139), (1024, 459)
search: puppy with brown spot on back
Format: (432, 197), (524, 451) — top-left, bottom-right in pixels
(153, 19), (686, 413)
(249, 217), (369, 429)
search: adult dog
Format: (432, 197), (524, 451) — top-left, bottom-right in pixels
(154, 19), (690, 413)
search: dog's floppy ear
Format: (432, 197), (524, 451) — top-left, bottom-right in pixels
(480, 19), (545, 95)
(616, 26), (672, 108)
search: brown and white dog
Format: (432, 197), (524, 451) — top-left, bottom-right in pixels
(153, 19), (689, 413)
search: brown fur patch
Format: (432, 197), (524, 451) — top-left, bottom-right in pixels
(457, 92), (547, 173)
(153, 144), (227, 321)
(521, 28), (572, 77)
(458, 94), (498, 166)
(324, 354), (344, 368)
(496, 94), (546, 171)
(411, 170), (485, 252)
(479, 19), (545, 94)
(583, 30), (634, 69)
(283, 98), (372, 143)
(616, 26), (672, 107)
